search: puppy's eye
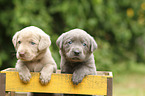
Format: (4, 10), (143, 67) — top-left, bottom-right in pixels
(68, 41), (72, 44)
(18, 41), (21, 44)
(83, 43), (87, 46)
(31, 42), (36, 45)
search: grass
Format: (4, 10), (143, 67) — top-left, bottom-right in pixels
(113, 63), (145, 96)
(114, 73), (145, 96)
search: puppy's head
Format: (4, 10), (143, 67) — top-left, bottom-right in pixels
(56, 29), (97, 62)
(12, 26), (51, 61)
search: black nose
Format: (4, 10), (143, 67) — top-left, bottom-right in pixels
(74, 50), (81, 55)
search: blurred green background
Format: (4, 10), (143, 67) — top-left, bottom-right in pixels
(0, 0), (145, 96)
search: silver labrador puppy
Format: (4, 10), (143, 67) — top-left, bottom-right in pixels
(56, 29), (97, 85)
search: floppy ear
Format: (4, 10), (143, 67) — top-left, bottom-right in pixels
(90, 37), (97, 52)
(12, 32), (19, 49)
(56, 33), (66, 49)
(38, 34), (51, 51)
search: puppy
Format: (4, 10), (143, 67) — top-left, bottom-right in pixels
(12, 26), (57, 85)
(56, 29), (97, 85)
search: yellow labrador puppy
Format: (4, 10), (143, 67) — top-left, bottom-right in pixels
(12, 26), (57, 85)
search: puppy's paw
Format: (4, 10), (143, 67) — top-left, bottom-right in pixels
(72, 73), (84, 85)
(19, 72), (31, 83)
(39, 73), (51, 85)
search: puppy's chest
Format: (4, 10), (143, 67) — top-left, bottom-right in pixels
(26, 62), (44, 72)
(63, 62), (83, 72)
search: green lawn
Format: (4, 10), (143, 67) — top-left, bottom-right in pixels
(113, 64), (145, 96)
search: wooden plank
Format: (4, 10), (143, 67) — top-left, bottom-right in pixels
(0, 73), (6, 96)
(0, 71), (111, 95)
(107, 78), (113, 96)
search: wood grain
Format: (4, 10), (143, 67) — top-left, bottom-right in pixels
(1, 71), (113, 95)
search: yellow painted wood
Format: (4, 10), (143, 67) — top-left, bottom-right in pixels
(1, 71), (109, 95)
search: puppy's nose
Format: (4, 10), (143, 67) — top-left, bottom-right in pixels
(74, 50), (81, 56)
(19, 52), (25, 57)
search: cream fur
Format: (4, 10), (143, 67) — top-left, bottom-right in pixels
(12, 26), (57, 85)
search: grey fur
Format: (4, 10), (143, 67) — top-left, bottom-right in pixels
(56, 29), (97, 85)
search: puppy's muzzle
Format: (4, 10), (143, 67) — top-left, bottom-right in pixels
(19, 52), (26, 57)
(74, 50), (81, 56)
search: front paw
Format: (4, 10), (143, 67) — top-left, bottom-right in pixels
(19, 72), (31, 84)
(39, 73), (51, 85)
(72, 73), (84, 85)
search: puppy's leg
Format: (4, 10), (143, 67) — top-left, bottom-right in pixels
(71, 65), (96, 96)
(62, 66), (96, 96)
(72, 65), (96, 85)
(39, 64), (56, 85)
(15, 61), (31, 83)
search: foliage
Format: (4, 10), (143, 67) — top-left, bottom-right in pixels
(0, 0), (145, 71)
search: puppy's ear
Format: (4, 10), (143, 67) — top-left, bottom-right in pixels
(56, 33), (65, 49)
(12, 32), (19, 49)
(90, 37), (97, 52)
(38, 34), (51, 51)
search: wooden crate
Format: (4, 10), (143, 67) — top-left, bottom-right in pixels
(0, 68), (113, 96)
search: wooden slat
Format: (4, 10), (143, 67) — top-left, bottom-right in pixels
(0, 73), (6, 96)
(107, 78), (113, 96)
(0, 71), (112, 95)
